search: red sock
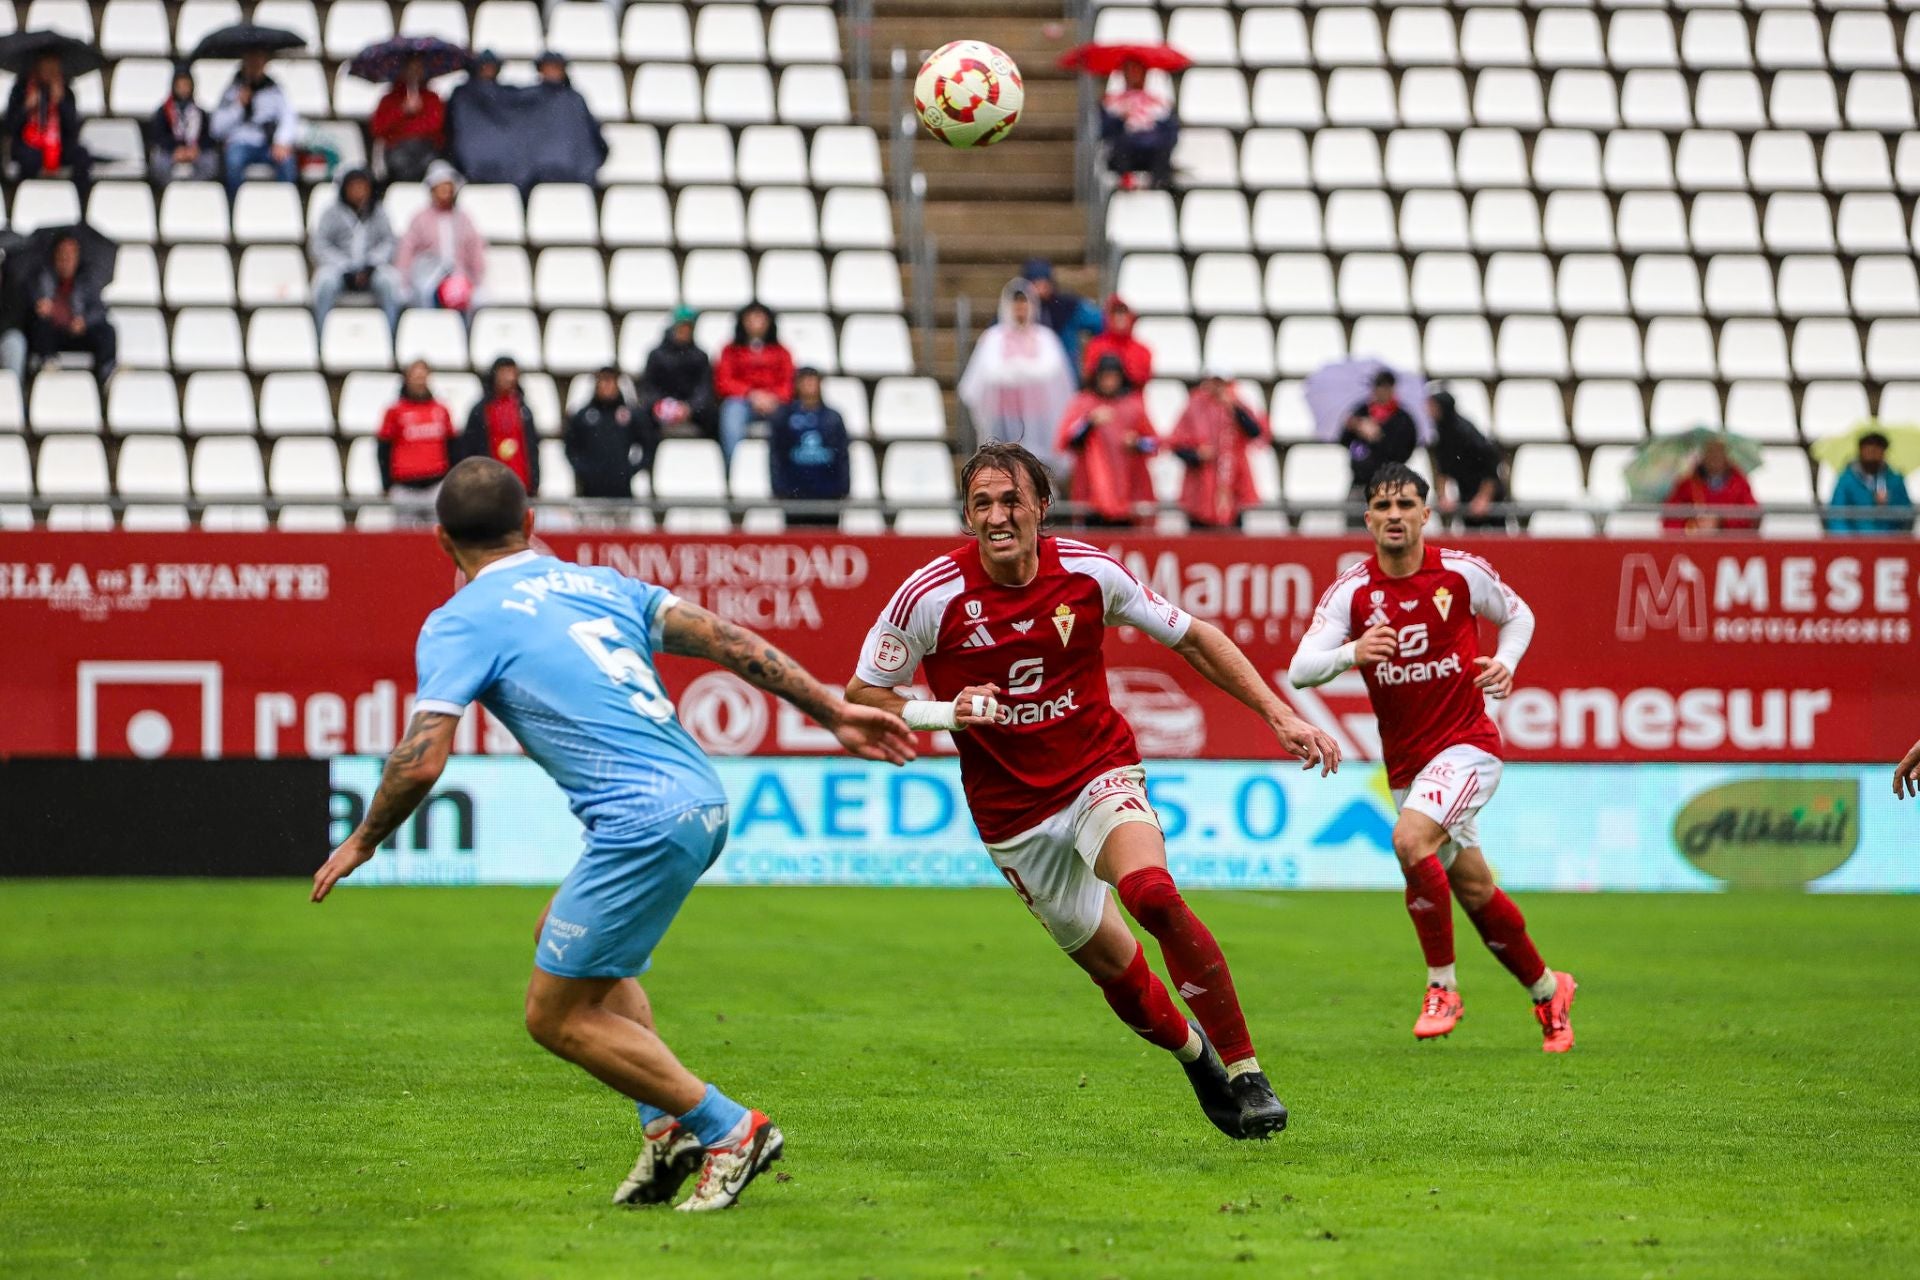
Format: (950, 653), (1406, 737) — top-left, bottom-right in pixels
(1094, 942), (1191, 1053)
(1403, 855), (1456, 969)
(1117, 867), (1256, 1064)
(1466, 888), (1547, 989)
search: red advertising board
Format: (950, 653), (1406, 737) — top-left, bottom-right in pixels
(2, 532), (1913, 763)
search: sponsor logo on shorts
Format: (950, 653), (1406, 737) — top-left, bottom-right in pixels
(546, 915), (589, 940)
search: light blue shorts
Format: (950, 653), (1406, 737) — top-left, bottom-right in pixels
(535, 804), (730, 979)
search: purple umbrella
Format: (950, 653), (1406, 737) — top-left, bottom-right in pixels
(1302, 357), (1434, 446)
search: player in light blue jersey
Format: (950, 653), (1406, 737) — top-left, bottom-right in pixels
(312, 458), (914, 1212)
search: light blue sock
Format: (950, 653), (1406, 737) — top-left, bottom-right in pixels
(677, 1083), (749, 1149)
(635, 1101), (673, 1132)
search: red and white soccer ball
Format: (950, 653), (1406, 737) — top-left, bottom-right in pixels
(915, 40), (1023, 148)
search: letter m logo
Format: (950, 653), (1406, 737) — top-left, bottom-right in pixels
(1616, 553), (1708, 641)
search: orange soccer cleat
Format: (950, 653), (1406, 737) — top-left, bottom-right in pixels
(1414, 984), (1463, 1039)
(1534, 971), (1578, 1053)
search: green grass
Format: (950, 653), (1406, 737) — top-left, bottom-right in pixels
(2, 883), (1916, 1280)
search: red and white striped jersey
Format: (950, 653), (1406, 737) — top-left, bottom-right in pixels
(856, 537), (1191, 842)
(1289, 545), (1534, 788)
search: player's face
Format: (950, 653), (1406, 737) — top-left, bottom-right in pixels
(1364, 484), (1428, 552)
(966, 466), (1044, 567)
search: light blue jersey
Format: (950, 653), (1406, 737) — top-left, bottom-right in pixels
(414, 550), (728, 852)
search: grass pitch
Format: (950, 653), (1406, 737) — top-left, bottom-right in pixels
(2, 882), (1916, 1280)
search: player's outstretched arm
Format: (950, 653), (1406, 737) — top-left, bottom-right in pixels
(662, 601), (915, 764)
(1896, 736), (1920, 798)
(1172, 619), (1341, 776)
(312, 710), (459, 903)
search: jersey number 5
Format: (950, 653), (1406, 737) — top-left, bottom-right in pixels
(568, 616), (676, 722)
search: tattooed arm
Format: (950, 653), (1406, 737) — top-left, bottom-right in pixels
(311, 711), (459, 902)
(660, 600), (916, 765)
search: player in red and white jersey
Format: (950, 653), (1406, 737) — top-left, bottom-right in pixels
(849, 442), (1341, 1139)
(1288, 463), (1578, 1053)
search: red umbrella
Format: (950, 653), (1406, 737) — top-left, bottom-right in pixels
(1057, 43), (1193, 76)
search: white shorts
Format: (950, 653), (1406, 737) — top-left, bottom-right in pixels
(984, 765), (1162, 953)
(1390, 744), (1503, 869)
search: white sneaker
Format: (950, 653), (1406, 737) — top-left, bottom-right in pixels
(612, 1122), (705, 1206)
(674, 1111), (784, 1212)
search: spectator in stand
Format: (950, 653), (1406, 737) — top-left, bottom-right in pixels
(6, 51), (91, 191)
(1661, 436), (1759, 534)
(714, 302), (794, 462)
(209, 50), (301, 196)
(1055, 353), (1157, 527)
(377, 360), (459, 526)
(1341, 369), (1418, 509)
(1079, 294), (1153, 389)
(1169, 368), (1269, 529)
(958, 278), (1078, 467)
(768, 366), (850, 527)
(0, 232), (115, 385)
(565, 366), (648, 500)
(145, 65), (216, 186)
(1023, 258), (1101, 375)
(311, 167), (403, 331)
(369, 54), (445, 183)
(636, 306), (718, 443)
(1099, 58), (1177, 190)
(395, 160), (487, 316)
(461, 356), (540, 492)
(526, 52), (607, 189)
(1428, 386), (1506, 530)
(1825, 431), (1911, 535)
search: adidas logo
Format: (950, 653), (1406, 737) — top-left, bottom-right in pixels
(1177, 982), (1208, 999)
(1365, 607), (1390, 626)
(960, 623), (996, 649)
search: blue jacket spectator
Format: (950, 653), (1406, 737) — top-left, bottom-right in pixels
(768, 367), (849, 527)
(1826, 432), (1912, 534)
(1023, 257), (1102, 375)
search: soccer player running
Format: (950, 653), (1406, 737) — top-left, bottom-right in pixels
(1288, 462), (1577, 1052)
(847, 442), (1341, 1139)
(311, 459), (914, 1211)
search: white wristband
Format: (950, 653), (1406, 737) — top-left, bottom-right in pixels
(901, 700), (958, 731)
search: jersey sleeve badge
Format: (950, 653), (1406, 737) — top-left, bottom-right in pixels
(872, 632), (909, 673)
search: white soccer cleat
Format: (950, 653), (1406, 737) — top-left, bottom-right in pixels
(613, 1123), (705, 1206)
(674, 1111), (785, 1212)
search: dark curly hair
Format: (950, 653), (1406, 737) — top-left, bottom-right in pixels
(1364, 462), (1430, 504)
(960, 441), (1053, 513)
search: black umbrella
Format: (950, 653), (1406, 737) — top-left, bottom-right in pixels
(0, 223), (116, 332)
(349, 36), (471, 83)
(0, 30), (106, 78)
(188, 23), (307, 61)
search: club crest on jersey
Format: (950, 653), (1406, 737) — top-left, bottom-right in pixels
(1433, 587), (1454, 620)
(1051, 603), (1076, 647)
(1011, 619), (1035, 633)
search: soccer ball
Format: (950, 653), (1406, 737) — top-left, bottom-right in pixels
(914, 41), (1024, 148)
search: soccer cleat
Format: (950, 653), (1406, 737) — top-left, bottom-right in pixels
(1414, 984), (1464, 1040)
(613, 1122), (706, 1206)
(1178, 1019), (1243, 1139)
(1534, 971), (1577, 1054)
(1227, 1070), (1289, 1139)
(674, 1111), (785, 1212)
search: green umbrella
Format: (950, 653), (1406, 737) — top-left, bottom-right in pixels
(1625, 427), (1764, 503)
(1809, 420), (1920, 477)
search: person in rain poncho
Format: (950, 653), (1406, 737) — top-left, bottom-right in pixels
(959, 279), (1078, 468)
(1170, 368), (1270, 529)
(1055, 353), (1158, 527)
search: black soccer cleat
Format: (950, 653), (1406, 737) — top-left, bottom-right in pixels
(1178, 1019), (1244, 1138)
(1228, 1069), (1289, 1140)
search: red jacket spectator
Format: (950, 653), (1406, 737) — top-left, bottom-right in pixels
(370, 86), (445, 147)
(1170, 374), (1270, 528)
(1080, 295), (1153, 389)
(377, 381), (459, 485)
(715, 335), (796, 401)
(1054, 355), (1157, 525)
(1662, 442), (1759, 533)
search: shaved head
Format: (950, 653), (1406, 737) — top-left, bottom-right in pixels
(436, 457), (528, 548)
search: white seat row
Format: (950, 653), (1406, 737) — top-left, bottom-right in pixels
(1175, 65), (1917, 134)
(1099, 7), (1920, 75)
(92, 302), (913, 378)
(1114, 248), (1920, 321)
(1, 365), (945, 443)
(1106, 310), (1920, 385)
(1112, 188), (1920, 257)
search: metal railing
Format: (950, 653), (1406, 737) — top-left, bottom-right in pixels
(887, 46), (939, 374)
(844, 0), (874, 126)
(1065, 0), (1109, 278)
